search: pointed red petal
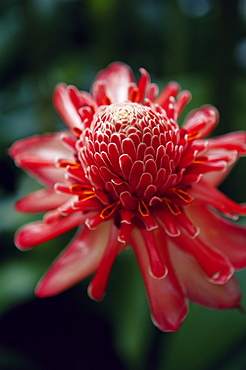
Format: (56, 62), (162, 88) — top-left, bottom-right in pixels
(36, 222), (111, 297)
(183, 105), (219, 138)
(15, 189), (70, 213)
(88, 224), (120, 301)
(137, 68), (150, 103)
(207, 131), (246, 155)
(190, 179), (246, 218)
(9, 133), (72, 186)
(53, 84), (83, 132)
(131, 229), (188, 332)
(170, 244), (241, 309)
(175, 233), (234, 284)
(155, 82), (180, 110)
(15, 212), (86, 250)
(187, 201), (246, 269)
(92, 62), (134, 103)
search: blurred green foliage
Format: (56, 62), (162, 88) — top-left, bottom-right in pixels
(0, 0), (246, 369)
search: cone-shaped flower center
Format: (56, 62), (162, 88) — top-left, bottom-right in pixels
(78, 102), (193, 221)
(91, 102), (167, 133)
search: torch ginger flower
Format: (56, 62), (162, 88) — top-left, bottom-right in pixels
(10, 62), (246, 332)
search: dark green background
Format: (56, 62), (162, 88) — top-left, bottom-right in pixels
(0, 1), (246, 369)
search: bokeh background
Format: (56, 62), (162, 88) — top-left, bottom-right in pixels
(0, 0), (246, 369)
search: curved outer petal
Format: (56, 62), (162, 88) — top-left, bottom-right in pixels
(169, 243), (241, 309)
(15, 212), (86, 250)
(201, 149), (238, 187)
(189, 178), (246, 218)
(186, 201), (246, 269)
(53, 84), (83, 132)
(202, 131), (246, 186)
(130, 228), (188, 332)
(174, 232), (234, 285)
(9, 133), (73, 187)
(88, 223), (121, 301)
(206, 131), (246, 155)
(15, 189), (71, 213)
(155, 81), (180, 109)
(182, 105), (219, 138)
(92, 62), (134, 103)
(36, 222), (111, 297)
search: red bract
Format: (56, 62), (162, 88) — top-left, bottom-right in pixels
(10, 62), (246, 332)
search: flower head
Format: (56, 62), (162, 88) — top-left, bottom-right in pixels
(10, 62), (246, 331)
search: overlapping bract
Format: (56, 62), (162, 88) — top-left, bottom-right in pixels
(10, 62), (246, 331)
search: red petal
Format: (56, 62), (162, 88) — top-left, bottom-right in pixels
(187, 201), (246, 269)
(36, 222), (111, 297)
(183, 105), (219, 138)
(146, 83), (159, 101)
(137, 68), (150, 103)
(119, 154), (133, 180)
(175, 90), (191, 116)
(92, 82), (112, 106)
(190, 179), (246, 218)
(15, 212), (86, 250)
(169, 244), (241, 309)
(15, 189), (70, 213)
(202, 151), (237, 187)
(53, 84), (83, 132)
(174, 233), (234, 284)
(135, 173), (153, 196)
(128, 160), (144, 188)
(108, 142), (121, 173)
(131, 229), (188, 332)
(122, 138), (137, 161)
(118, 216), (134, 243)
(175, 211), (199, 237)
(155, 82), (180, 110)
(92, 62), (134, 103)
(145, 158), (157, 179)
(88, 224), (120, 301)
(207, 131), (246, 155)
(185, 159), (227, 176)
(155, 209), (181, 237)
(140, 229), (167, 278)
(120, 191), (137, 210)
(202, 131), (246, 186)
(9, 133), (72, 187)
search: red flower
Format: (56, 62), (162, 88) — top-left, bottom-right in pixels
(10, 62), (246, 331)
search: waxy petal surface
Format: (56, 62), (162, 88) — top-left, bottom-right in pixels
(92, 62), (134, 103)
(9, 133), (73, 187)
(15, 212), (86, 249)
(170, 244), (241, 309)
(36, 222), (111, 297)
(187, 201), (246, 269)
(131, 229), (188, 332)
(15, 189), (71, 213)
